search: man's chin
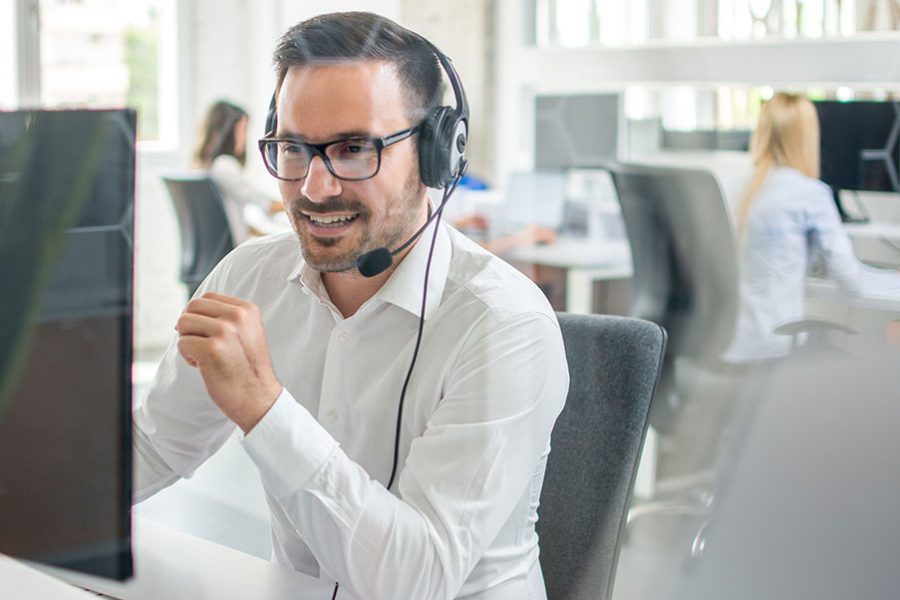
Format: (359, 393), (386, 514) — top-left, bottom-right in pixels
(317, 262), (358, 274)
(303, 257), (358, 273)
(299, 248), (359, 274)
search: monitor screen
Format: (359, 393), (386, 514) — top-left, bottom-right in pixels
(0, 109), (135, 580)
(534, 93), (620, 169)
(814, 100), (900, 194)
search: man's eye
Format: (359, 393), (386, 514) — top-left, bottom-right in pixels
(334, 140), (376, 158)
(280, 143), (304, 155)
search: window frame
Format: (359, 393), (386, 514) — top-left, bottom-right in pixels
(9, 0), (181, 152)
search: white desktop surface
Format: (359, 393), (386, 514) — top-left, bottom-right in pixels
(844, 222), (900, 240)
(502, 237), (632, 270)
(500, 237), (633, 314)
(0, 554), (99, 599)
(12, 516), (347, 600)
(806, 278), (900, 314)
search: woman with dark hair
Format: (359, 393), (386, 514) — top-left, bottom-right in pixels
(194, 100), (283, 243)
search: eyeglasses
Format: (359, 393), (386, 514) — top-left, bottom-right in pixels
(258, 126), (418, 182)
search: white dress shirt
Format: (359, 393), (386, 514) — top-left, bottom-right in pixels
(724, 166), (900, 363)
(133, 218), (569, 600)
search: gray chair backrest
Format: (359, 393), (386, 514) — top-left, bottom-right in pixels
(162, 173), (234, 297)
(605, 162), (738, 362)
(538, 313), (666, 600)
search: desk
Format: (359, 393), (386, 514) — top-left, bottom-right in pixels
(500, 238), (633, 313)
(845, 222), (900, 268)
(498, 223), (900, 316)
(806, 278), (900, 351)
(4, 516), (346, 600)
(807, 277), (900, 314)
(0, 555), (97, 599)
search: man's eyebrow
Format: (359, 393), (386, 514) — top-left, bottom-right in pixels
(275, 130), (372, 142)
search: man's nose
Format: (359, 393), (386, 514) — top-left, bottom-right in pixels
(301, 155), (342, 203)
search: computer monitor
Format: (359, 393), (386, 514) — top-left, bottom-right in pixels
(814, 100), (900, 220)
(0, 109), (136, 580)
(534, 93), (621, 169)
(491, 170), (567, 236)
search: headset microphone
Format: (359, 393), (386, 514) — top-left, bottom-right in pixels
(356, 247), (394, 278)
(355, 213), (438, 278)
(354, 162), (465, 278)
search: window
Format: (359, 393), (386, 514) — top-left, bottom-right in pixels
(8, 0), (177, 145)
(535, 0), (900, 47)
(1, 0), (18, 108)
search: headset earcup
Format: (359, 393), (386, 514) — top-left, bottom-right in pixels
(419, 106), (452, 188)
(264, 93), (277, 136)
(445, 115), (467, 181)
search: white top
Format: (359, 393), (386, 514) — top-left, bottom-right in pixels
(724, 166), (900, 363)
(133, 220), (569, 600)
(208, 155), (276, 244)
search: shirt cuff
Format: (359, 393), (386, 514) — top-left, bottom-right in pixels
(241, 388), (339, 499)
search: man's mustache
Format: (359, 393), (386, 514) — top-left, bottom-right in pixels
(289, 195), (370, 217)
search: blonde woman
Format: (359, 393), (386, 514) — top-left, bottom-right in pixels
(724, 92), (900, 363)
(193, 100), (283, 244)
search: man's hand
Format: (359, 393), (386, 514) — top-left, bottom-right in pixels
(175, 292), (283, 433)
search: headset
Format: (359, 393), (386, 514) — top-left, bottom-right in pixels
(263, 35), (470, 493)
(263, 38), (468, 191)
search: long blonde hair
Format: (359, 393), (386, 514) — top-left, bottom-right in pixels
(737, 92), (821, 234)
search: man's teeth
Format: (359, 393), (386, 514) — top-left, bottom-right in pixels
(308, 214), (357, 226)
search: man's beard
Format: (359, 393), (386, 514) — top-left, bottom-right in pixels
(287, 168), (424, 273)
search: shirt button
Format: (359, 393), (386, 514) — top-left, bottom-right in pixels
(326, 409), (338, 423)
(338, 332), (349, 343)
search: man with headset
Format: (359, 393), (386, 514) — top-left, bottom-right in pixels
(134, 12), (568, 600)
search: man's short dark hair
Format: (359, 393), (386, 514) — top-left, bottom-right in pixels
(273, 12), (443, 122)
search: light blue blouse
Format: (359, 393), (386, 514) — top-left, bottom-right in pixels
(724, 166), (900, 363)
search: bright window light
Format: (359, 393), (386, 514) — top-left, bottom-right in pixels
(38, 0), (176, 144)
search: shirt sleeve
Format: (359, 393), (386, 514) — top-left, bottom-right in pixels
(240, 311), (568, 600)
(806, 185), (900, 294)
(132, 336), (238, 503)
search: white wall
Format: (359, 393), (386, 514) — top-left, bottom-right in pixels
(401, 0), (494, 182)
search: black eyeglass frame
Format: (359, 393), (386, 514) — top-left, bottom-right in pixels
(257, 125), (419, 182)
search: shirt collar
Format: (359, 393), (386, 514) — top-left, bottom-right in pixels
(373, 215), (451, 321)
(285, 215), (452, 321)
(286, 250), (325, 296)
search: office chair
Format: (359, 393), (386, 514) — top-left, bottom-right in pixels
(537, 313), (666, 600)
(604, 161), (739, 434)
(773, 318), (856, 355)
(600, 161), (748, 569)
(609, 162), (860, 569)
(162, 173), (235, 298)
